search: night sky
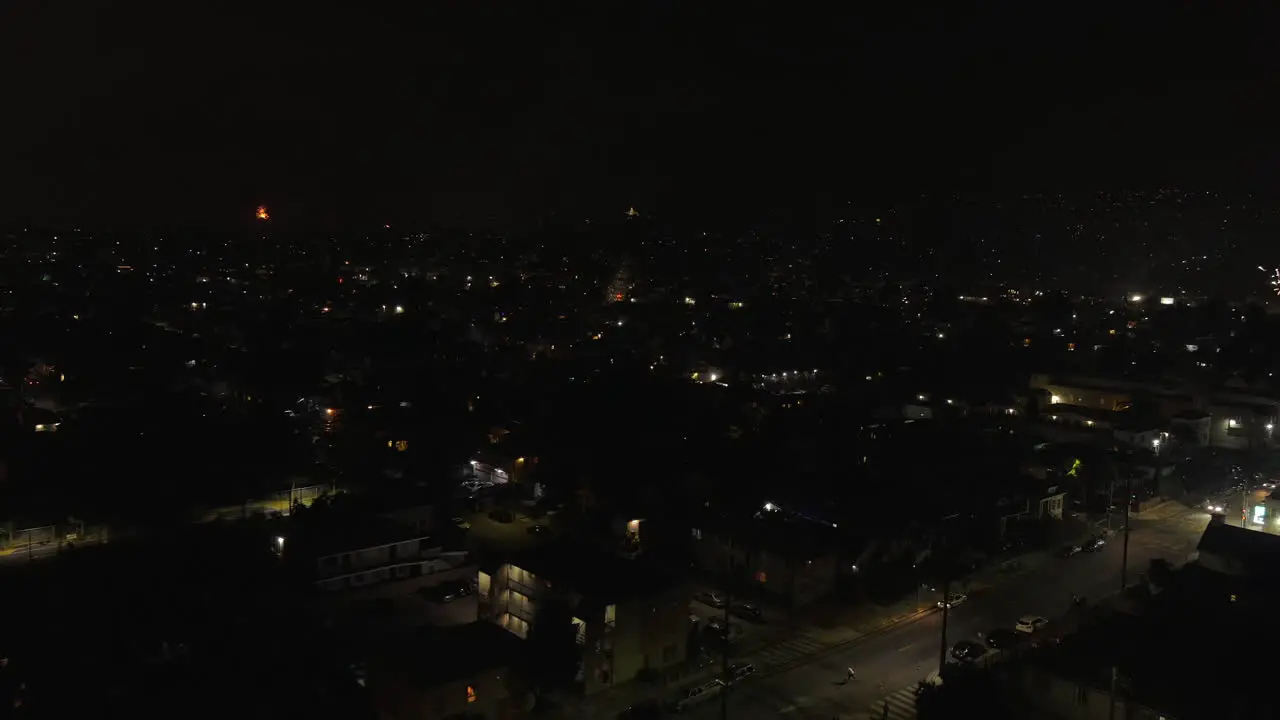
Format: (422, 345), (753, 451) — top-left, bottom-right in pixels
(2, 3), (1277, 229)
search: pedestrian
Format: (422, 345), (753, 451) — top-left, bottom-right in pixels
(846, 666), (856, 680)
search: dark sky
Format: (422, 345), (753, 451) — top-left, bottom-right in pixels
(1, 3), (1277, 229)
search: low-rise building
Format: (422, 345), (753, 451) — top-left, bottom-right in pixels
(477, 544), (690, 695)
(368, 621), (528, 720)
(287, 516), (471, 593)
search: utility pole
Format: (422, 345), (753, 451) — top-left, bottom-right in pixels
(938, 575), (950, 675)
(1105, 476), (1115, 533)
(1108, 665), (1119, 720)
(1119, 473), (1132, 593)
(721, 534), (733, 720)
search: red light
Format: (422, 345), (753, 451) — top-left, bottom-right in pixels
(615, 293), (624, 300)
(337, 278), (343, 284)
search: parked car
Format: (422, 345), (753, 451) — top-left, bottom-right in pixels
(421, 581), (473, 603)
(1082, 536), (1106, 552)
(937, 593), (968, 609)
(618, 698), (665, 719)
(985, 628), (1021, 649)
(452, 516), (471, 530)
(670, 680), (725, 713)
(730, 603), (764, 622)
(1015, 615), (1049, 634)
(695, 591), (726, 609)
(727, 663), (755, 682)
(1055, 544), (1081, 558)
(950, 639), (986, 661)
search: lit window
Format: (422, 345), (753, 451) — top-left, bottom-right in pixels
(1228, 418), (1242, 429)
(467, 685), (477, 703)
(394, 440), (408, 452)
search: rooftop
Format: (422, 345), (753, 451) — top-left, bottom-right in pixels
(290, 510), (434, 560)
(485, 540), (685, 603)
(368, 620), (524, 689)
(1196, 522), (1280, 573)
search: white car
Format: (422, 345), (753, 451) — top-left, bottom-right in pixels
(937, 593), (968, 609)
(1015, 615), (1048, 634)
(1206, 502), (1226, 513)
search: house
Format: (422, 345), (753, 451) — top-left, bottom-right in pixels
(476, 544), (690, 695)
(368, 621), (528, 720)
(692, 510), (839, 608)
(1194, 522), (1280, 577)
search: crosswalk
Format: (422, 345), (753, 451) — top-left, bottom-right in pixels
(867, 685), (917, 720)
(748, 633), (829, 671)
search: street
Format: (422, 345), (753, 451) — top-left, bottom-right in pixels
(682, 505), (1212, 719)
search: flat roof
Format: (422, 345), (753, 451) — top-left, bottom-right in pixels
(485, 540), (685, 603)
(368, 621), (524, 688)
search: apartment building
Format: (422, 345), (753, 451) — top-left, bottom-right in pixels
(477, 545), (690, 695)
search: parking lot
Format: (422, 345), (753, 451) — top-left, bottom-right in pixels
(461, 507), (557, 553)
(688, 587), (786, 656)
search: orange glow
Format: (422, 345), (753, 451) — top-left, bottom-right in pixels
(256, 205), (270, 221)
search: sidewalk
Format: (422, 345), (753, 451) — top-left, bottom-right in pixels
(554, 542), (1096, 718)
(555, 598), (936, 718)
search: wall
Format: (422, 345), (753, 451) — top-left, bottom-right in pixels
(584, 587), (690, 695)
(1035, 382), (1132, 412)
(1005, 665), (1167, 719)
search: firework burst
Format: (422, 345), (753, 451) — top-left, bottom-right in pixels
(1260, 266), (1280, 296)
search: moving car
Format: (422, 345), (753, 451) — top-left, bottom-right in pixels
(937, 592), (968, 609)
(1206, 501), (1226, 513)
(1015, 615), (1049, 634)
(950, 639), (986, 661)
(1082, 536), (1106, 552)
(727, 662), (755, 682)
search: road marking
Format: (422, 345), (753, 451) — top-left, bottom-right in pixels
(897, 644), (913, 652)
(871, 685), (919, 719)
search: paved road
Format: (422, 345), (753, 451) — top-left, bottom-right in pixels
(684, 507), (1212, 719)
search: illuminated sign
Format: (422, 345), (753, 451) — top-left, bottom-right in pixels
(1253, 505), (1267, 525)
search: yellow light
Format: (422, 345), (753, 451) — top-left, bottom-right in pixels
(326, 408), (336, 416)
(255, 205), (270, 221)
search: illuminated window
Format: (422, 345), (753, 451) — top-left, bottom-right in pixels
(1228, 418), (1242, 429)
(394, 440), (408, 452)
(467, 685), (477, 703)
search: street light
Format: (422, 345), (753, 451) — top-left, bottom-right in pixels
(275, 536), (285, 555)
